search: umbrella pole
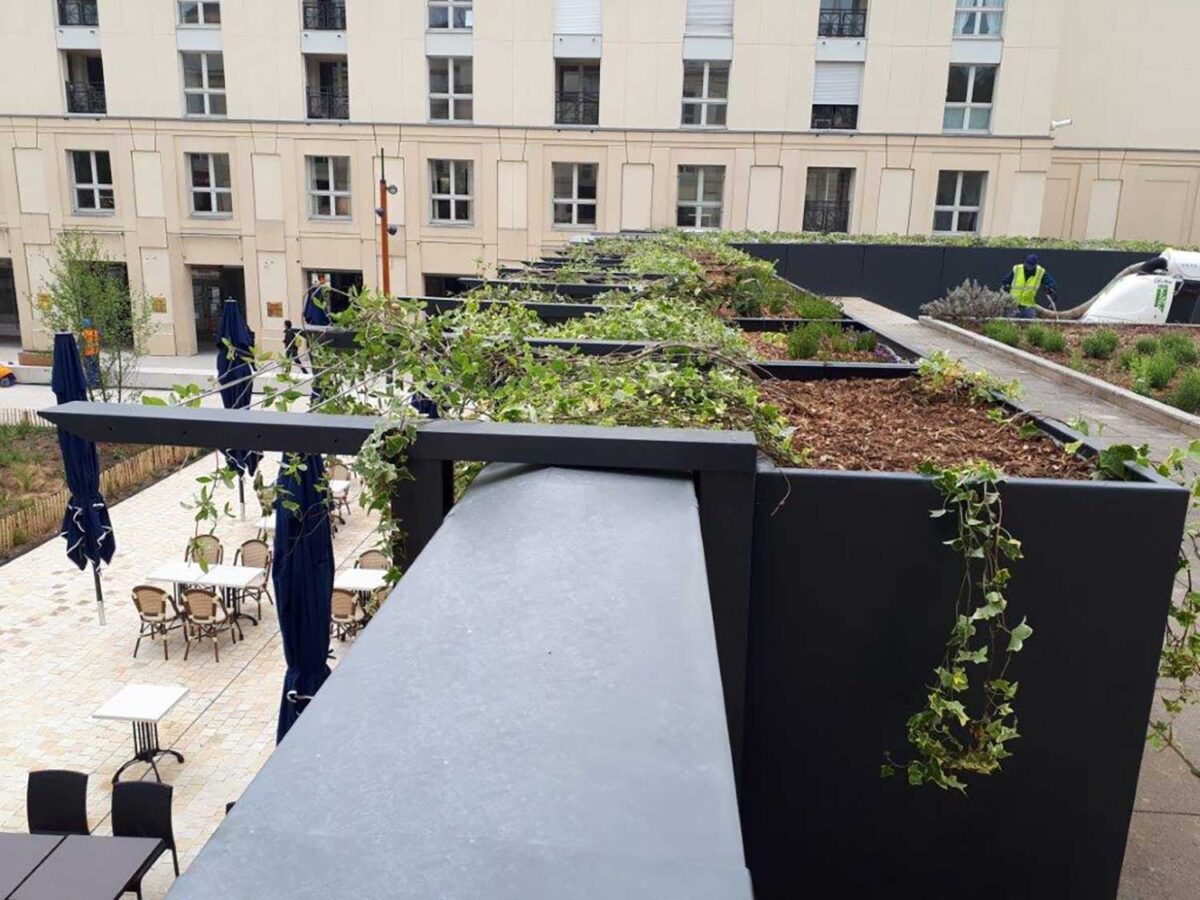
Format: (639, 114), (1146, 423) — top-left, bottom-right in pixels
(92, 561), (106, 626)
(239, 474), (246, 520)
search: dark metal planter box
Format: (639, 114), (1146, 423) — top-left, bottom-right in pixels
(741, 444), (1188, 899)
(457, 278), (637, 299)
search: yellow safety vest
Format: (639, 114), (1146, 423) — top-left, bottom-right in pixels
(1010, 265), (1045, 308)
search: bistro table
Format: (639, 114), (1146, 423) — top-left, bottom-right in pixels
(0, 834), (63, 898)
(148, 561), (265, 632)
(333, 569), (388, 593)
(94, 684), (188, 784)
(9, 835), (161, 900)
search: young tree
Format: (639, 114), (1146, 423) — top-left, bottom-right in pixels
(35, 230), (154, 402)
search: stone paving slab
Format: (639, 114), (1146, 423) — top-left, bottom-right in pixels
(0, 448), (381, 899)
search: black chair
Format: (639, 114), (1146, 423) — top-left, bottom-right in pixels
(112, 781), (179, 896)
(27, 769), (89, 835)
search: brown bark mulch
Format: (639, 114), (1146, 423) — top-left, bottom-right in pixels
(759, 377), (1094, 479)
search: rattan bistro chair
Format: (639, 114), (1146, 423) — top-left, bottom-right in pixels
(182, 589), (235, 662)
(330, 589), (365, 641)
(234, 539), (273, 618)
(328, 461), (352, 523)
(185, 534), (224, 566)
(131, 585), (182, 660)
(355, 549), (390, 571)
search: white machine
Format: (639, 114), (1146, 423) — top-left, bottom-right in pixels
(1047, 249), (1200, 324)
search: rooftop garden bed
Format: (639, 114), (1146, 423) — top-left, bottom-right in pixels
(963, 321), (1200, 414)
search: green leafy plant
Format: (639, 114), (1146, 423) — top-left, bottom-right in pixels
(1160, 332), (1199, 366)
(1172, 369), (1200, 413)
(1081, 329), (1119, 360)
(1135, 337), (1160, 356)
(853, 330), (878, 353)
(1025, 324), (1065, 353)
(882, 460), (1028, 792)
(1131, 350), (1179, 391)
(982, 320), (1021, 347)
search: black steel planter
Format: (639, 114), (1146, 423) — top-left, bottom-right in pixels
(741, 451), (1188, 900)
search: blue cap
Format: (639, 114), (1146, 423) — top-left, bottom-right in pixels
(81, 318), (92, 327)
(1025, 254), (1039, 268)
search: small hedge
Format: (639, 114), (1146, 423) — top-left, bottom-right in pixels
(725, 230), (1178, 254)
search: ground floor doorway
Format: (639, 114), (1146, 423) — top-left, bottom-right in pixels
(304, 269), (363, 315)
(191, 267), (247, 350)
(0, 261), (17, 339)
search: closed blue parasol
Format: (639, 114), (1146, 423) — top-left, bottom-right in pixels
(216, 299), (261, 515)
(302, 281), (331, 327)
(51, 332), (115, 625)
(273, 453), (334, 742)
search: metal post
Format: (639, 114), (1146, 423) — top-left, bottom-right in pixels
(92, 561), (106, 626)
(379, 148), (391, 297)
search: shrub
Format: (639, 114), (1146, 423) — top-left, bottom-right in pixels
(1118, 350), (1137, 372)
(1134, 337), (1159, 356)
(786, 321), (844, 359)
(1159, 332), (1199, 366)
(1081, 329), (1119, 360)
(1172, 369), (1200, 413)
(982, 320), (1021, 347)
(1132, 351), (1178, 391)
(853, 331), (878, 352)
(1024, 324), (1049, 347)
(789, 291), (843, 319)
(920, 280), (1014, 320)
(1039, 329), (1066, 352)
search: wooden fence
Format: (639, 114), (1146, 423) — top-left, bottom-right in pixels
(0, 439), (197, 554)
(0, 408), (47, 428)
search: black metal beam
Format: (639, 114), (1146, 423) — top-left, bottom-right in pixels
(40, 402), (759, 473)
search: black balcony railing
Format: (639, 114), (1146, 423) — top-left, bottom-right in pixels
(306, 88), (349, 120)
(302, 1), (346, 30)
(811, 104), (858, 130)
(803, 200), (851, 233)
(555, 93), (600, 126)
(65, 81), (106, 114)
(817, 9), (867, 38)
(59, 0), (99, 26)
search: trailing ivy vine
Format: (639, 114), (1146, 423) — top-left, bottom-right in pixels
(882, 461), (1029, 792)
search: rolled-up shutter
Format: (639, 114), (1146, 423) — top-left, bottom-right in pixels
(556, 0), (602, 34)
(686, 0), (734, 37)
(813, 62), (863, 105)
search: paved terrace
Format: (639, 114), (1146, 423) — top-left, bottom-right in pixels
(0, 452), (380, 900)
(844, 297), (1200, 900)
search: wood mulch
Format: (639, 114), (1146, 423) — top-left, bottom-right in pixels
(759, 377), (1094, 479)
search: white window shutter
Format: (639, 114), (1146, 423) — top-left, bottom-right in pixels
(812, 62), (863, 105)
(556, 0), (602, 34)
(686, 0), (734, 37)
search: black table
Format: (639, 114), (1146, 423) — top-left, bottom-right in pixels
(9, 835), (162, 900)
(0, 834), (63, 898)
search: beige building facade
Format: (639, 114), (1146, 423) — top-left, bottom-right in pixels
(1, 0), (1199, 354)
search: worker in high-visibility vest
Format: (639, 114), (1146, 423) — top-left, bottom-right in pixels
(80, 317), (101, 388)
(1002, 254), (1058, 319)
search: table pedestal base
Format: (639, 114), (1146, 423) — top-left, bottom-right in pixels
(112, 721), (185, 784)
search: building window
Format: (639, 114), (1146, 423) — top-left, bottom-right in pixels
(810, 105), (858, 130)
(676, 165), (724, 229)
(182, 51), (226, 116)
(302, 0), (346, 30)
(818, 0), (867, 38)
(69, 150), (114, 214)
(933, 171), (985, 234)
(954, 0), (1004, 37)
(59, 1), (99, 27)
(682, 61), (729, 128)
(188, 153), (232, 216)
(804, 168), (853, 233)
(429, 0), (473, 29)
(63, 51), (106, 114)
(552, 163), (598, 228)
(178, 1), (220, 25)
(684, 0), (733, 37)
(308, 156), (352, 219)
(430, 160), (473, 224)
(943, 64), (995, 132)
(429, 57), (473, 122)
(812, 61), (862, 130)
(555, 62), (600, 126)
(306, 56), (350, 119)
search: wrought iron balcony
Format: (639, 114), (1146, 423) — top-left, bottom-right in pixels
(59, 0), (99, 27)
(302, 1), (346, 30)
(65, 81), (106, 114)
(817, 9), (867, 38)
(802, 200), (851, 233)
(306, 87), (349, 120)
(555, 93), (600, 126)
(811, 104), (858, 130)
